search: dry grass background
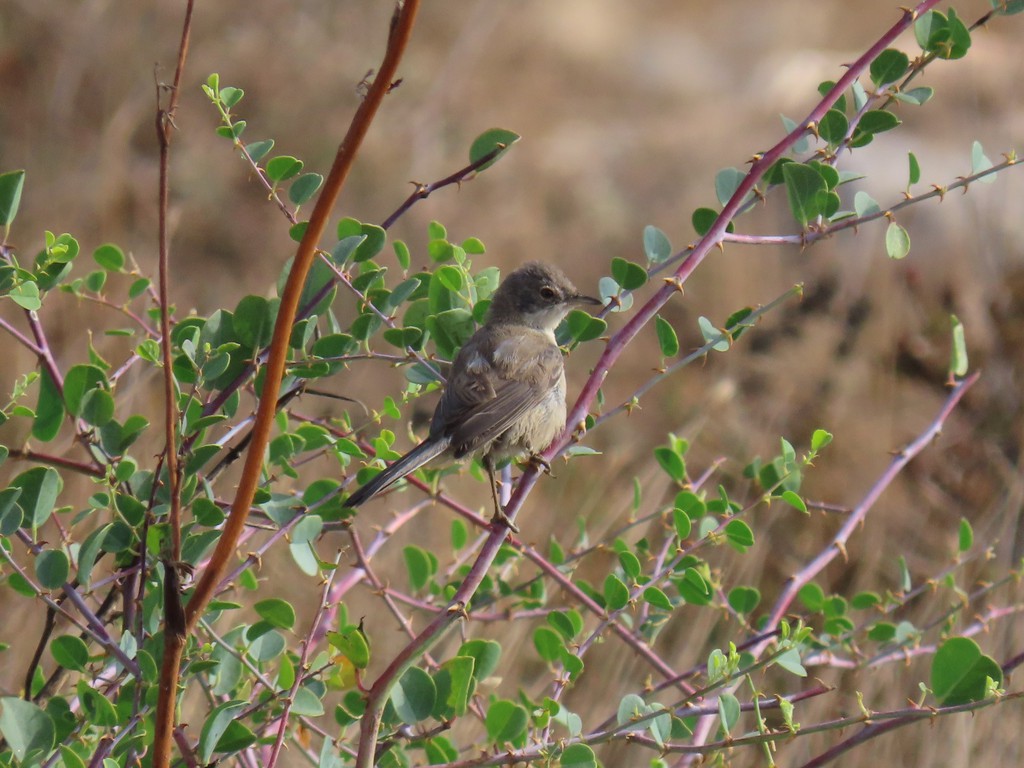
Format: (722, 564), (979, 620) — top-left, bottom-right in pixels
(1, 1), (1023, 765)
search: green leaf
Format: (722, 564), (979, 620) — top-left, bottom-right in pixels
(288, 172), (324, 206)
(32, 369), (64, 442)
(0, 488), (23, 535)
(672, 507), (692, 540)
(426, 308), (475, 359)
(698, 316), (730, 351)
(436, 264), (464, 292)
(908, 152), (921, 186)
(691, 206), (718, 236)
(598, 276), (632, 312)
(869, 48), (909, 86)
(0, 696), (55, 763)
(654, 446), (685, 482)
(643, 586), (674, 611)
(254, 598), (296, 630)
(780, 490), (807, 513)
(942, 9), (972, 59)
(958, 517), (973, 552)
(85, 270), (107, 292)
(647, 704), (672, 747)
(9, 281), (41, 310)
(291, 686), (324, 716)
(35, 549), (69, 589)
(232, 294), (274, 348)
(971, 141), (996, 183)
(560, 743), (598, 768)
(610, 257), (648, 290)
(265, 155), (303, 183)
(393, 239), (411, 269)
(885, 222), (910, 260)
(50, 635), (89, 672)
(10, 466), (62, 528)
(782, 162), (827, 226)
(896, 86), (934, 106)
(0, 170), (26, 227)
(868, 621), (896, 642)
(459, 639), (501, 680)
(198, 701), (249, 763)
(643, 225), (672, 263)
(714, 167), (746, 207)
(781, 113), (810, 154)
(390, 666), (436, 724)
(327, 626), (370, 669)
(245, 139), (274, 163)
(614, 548), (638, 581)
(63, 364), (107, 416)
(616, 693), (646, 732)
(469, 128), (521, 171)
(915, 10), (949, 50)
(858, 110), (900, 135)
(727, 586), (761, 614)
(897, 554), (912, 592)
(931, 637), (1003, 705)
(564, 310), (606, 343)
(654, 315), (679, 357)
(289, 514), (323, 576)
(219, 86), (244, 108)
(403, 545), (436, 591)
(817, 109), (849, 146)
(80, 388), (114, 427)
(949, 314), (968, 378)
(854, 191), (881, 218)
(436, 656), (473, 717)
(603, 573), (630, 611)
(533, 627), (564, 662)
(718, 693), (740, 735)
(818, 79), (847, 111)
(775, 648), (807, 677)
(724, 519), (754, 551)
(345, 222), (387, 263)
(92, 243), (125, 271)
(485, 699), (528, 746)
(548, 609), (583, 641)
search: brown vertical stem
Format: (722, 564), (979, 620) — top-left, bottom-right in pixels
(152, 2), (422, 766)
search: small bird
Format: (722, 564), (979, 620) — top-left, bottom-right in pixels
(344, 261), (601, 529)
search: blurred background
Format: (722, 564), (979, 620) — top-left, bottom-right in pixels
(1, 1), (1023, 764)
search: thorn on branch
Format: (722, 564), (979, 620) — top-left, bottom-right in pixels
(662, 276), (684, 294)
(357, 69), (374, 98)
(446, 601), (469, 620)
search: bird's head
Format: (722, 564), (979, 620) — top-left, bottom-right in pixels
(486, 262), (601, 332)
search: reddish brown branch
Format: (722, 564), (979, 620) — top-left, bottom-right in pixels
(151, 3), (422, 765)
(150, 1), (196, 766)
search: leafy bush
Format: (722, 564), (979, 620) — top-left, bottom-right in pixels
(0, 2), (1022, 767)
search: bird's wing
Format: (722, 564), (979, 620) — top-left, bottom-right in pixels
(439, 334), (563, 457)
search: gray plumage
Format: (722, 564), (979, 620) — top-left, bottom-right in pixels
(344, 262), (599, 518)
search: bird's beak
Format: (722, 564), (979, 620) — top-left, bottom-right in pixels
(572, 294), (603, 307)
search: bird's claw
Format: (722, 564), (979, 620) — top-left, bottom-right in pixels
(490, 506), (520, 534)
(525, 453), (553, 476)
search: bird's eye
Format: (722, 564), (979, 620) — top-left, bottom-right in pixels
(539, 286), (557, 300)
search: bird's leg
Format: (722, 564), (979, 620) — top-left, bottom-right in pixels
(484, 457), (519, 533)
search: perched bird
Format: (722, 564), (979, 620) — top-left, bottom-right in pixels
(344, 261), (600, 529)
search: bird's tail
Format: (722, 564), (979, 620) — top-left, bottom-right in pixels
(344, 437), (450, 508)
